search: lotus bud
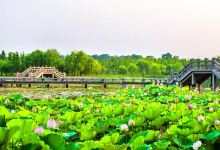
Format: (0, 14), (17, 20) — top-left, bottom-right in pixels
(128, 119), (135, 126)
(79, 101), (83, 106)
(10, 109), (15, 113)
(47, 119), (57, 129)
(34, 126), (44, 134)
(215, 119), (220, 125)
(187, 102), (192, 109)
(57, 118), (62, 127)
(214, 100), (219, 105)
(209, 107), (214, 112)
(198, 115), (205, 122)
(120, 124), (129, 132)
(192, 140), (202, 150)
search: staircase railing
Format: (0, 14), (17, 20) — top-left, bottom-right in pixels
(170, 58), (220, 82)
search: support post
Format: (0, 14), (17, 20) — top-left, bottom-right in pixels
(85, 84), (88, 88)
(198, 84), (201, 94)
(19, 84), (21, 87)
(192, 73), (195, 85)
(122, 83), (127, 88)
(211, 73), (217, 90)
(11, 84), (13, 87)
(204, 58), (208, 69)
(66, 84), (68, 88)
(0, 83), (2, 87)
(46, 84), (50, 88)
(28, 84), (31, 88)
(104, 83), (107, 88)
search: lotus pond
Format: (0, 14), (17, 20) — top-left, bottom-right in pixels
(0, 84), (220, 150)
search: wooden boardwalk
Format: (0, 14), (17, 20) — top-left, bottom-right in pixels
(0, 58), (219, 89)
(170, 58), (220, 90)
(0, 77), (169, 88)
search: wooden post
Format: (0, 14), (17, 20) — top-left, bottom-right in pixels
(46, 84), (50, 88)
(66, 84), (68, 88)
(85, 84), (88, 88)
(204, 58), (208, 69)
(198, 84), (201, 93)
(0, 83), (2, 87)
(28, 84), (31, 88)
(19, 84), (21, 87)
(191, 73), (195, 85)
(196, 59), (200, 70)
(104, 83), (107, 88)
(211, 73), (217, 90)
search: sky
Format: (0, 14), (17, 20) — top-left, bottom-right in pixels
(0, 0), (220, 58)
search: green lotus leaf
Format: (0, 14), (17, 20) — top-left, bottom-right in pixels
(7, 119), (38, 140)
(25, 100), (37, 107)
(0, 115), (6, 127)
(167, 125), (178, 135)
(172, 137), (193, 149)
(202, 130), (220, 143)
(16, 110), (33, 118)
(0, 106), (12, 119)
(0, 126), (19, 149)
(167, 111), (182, 121)
(113, 106), (124, 116)
(151, 117), (167, 127)
(101, 132), (124, 144)
(130, 136), (145, 150)
(9, 93), (24, 101)
(133, 117), (145, 126)
(66, 142), (81, 150)
(154, 140), (171, 150)
(61, 111), (82, 124)
(80, 140), (102, 150)
(22, 132), (39, 145)
(142, 109), (162, 120)
(44, 134), (66, 150)
(80, 128), (96, 140)
(62, 131), (78, 140)
(92, 121), (109, 134)
(102, 143), (128, 150)
(133, 144), (151, 150)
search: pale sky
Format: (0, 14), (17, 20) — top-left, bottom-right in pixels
(0, 0), (220, 58)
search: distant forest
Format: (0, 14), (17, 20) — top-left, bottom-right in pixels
(0, 49), (217, 77)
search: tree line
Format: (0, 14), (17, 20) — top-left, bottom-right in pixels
(0, 49), (103, 76)
(1, 49), (213, 77)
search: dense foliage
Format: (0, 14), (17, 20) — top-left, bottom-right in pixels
(0, 84), (220, 149)
(0, 50), (190, 77)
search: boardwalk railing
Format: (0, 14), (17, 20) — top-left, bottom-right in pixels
(170, 58), (220, 83)
(0, 77), (169, 85)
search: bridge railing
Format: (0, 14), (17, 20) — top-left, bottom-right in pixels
(171, 58), (220, 81)
(0, 77), (169, 84)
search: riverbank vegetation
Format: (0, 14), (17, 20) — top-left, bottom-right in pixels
(0, 49), (192, 77)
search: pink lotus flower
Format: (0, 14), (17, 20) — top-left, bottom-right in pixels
(34, 126), (44, 134)
(187, 102), (193, 109)
(47, 119), (57, 129)
(79, 101), (83, 106)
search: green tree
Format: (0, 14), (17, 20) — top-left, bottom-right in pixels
(118, 65), (128, 74)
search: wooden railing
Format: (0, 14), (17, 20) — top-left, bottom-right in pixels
(0, 77), (169, 85)
(170, 58), (220, 82)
